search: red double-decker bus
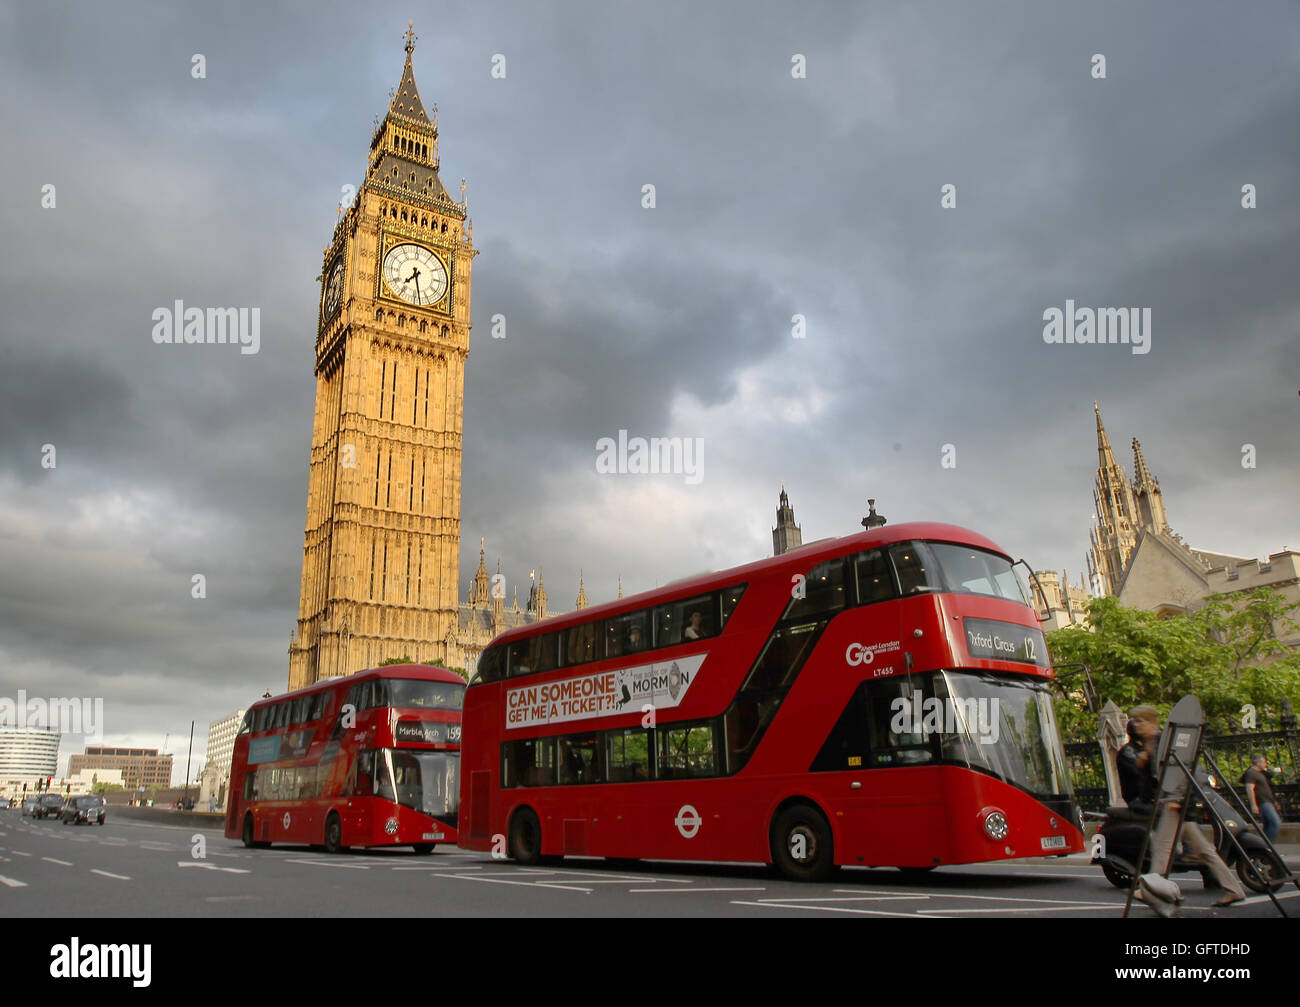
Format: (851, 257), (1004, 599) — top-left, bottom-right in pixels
(225, 663), (464, 854)
(458, 523), (1083, 880)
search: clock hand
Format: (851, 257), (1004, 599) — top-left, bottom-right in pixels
(413, 276), (421, 303)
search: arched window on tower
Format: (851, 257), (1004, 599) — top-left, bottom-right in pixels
(397, 314), (406, 329)
(375, 308), (384, 321)
(419, 320), (428, 333)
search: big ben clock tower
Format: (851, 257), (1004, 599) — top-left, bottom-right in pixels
(289, 23), (475, 689)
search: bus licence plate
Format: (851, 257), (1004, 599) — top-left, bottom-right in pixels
(422, 832), (445, 841)
(1040, 835), (1066, 850)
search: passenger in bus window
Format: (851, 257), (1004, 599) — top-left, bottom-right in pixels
(683, 610), (706, 640)
(627, 625), (645, 652)
(560, 739), (583, 784)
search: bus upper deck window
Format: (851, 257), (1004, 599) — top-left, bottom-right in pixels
(854, 549), (896, 605)
(889, 542), (937, 596)
(784, 559), (846, 620)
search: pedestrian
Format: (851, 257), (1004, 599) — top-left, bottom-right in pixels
(1243, 754), (1281, 844)
(1116, 708), (1159, 815)
(1134, 705), (1246, 908)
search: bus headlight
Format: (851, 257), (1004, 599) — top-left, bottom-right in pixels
(981, 809), (1009, 841)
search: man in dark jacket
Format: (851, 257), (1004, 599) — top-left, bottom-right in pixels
(1117, 706), (1160, 815)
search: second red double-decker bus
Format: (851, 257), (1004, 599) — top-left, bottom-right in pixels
(225, 663), (464, 854)
(458, 522), (1083, 880)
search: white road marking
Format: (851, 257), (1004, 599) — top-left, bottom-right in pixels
(392, 864), (485, 871)
(438, 873), (593, 893)
(11, 850), (30, 857)
(750, 895), (927, 903)
(831, 887), (1119, 907)
(139, 842), (175, 851)
(1177, 889), (1300, 910)
(628, 887), (767, 894)
(0, 875), (28, 887)
(283, 858), (370, 870)
(918, 904), (1123, 914)
(90, 869), (130, 880)
(41, 857), (73, 866)
(732, 899), (950, 918)
(177, 861), (251, 874)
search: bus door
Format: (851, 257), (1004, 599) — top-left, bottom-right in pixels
(815, 676), (948, 868)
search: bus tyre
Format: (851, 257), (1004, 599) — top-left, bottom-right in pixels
(324, 813), (345, 855)
(771, 804), (835, 883)
(241, 815), (267, 850)
(413, 844), (436, 855)
(508, 808), (543, 865)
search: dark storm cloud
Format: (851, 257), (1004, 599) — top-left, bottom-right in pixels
(0, 0), (1297, 769)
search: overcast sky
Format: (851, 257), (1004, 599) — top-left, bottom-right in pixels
(1, 1), (1296, 779)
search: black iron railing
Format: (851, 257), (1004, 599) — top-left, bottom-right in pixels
(1064, 722), (1300, 819)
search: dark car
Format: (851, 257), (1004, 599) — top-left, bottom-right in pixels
(61, 795), (106, 826)
(33, 794), (66, 819)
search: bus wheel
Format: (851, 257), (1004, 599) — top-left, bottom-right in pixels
(508, 808), (543, 865)
(771, 804), (835, 882)
(324, 813), (345, 855)
(242, 815), (269, 850)
(413, 844), (436, 855)
(896, 866), (937, 879)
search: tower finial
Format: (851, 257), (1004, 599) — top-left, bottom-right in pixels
(404, 20), (417, 56)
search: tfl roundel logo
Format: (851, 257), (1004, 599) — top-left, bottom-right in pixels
(675, 805), (702, 839)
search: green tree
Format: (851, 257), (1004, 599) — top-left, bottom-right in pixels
(1047, 588), (1300, 738)
(378, 656), (414, 666)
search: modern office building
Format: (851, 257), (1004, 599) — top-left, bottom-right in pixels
(68, 747), (172, 790)
(0, 728), (60, 797)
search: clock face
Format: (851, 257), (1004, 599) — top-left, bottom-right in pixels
(323, 258), (344, 318)
(382, 243), (448, 307)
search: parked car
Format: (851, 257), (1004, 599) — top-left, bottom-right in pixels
(21, 797), (38, 816)
(33, 794), (66, 819)
(61, 795), (106, 826)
